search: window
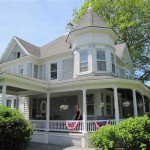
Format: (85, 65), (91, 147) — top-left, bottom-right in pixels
(86, 94), (94, 115)
(14, 99), (19, 109)
(17, 52), (20, 58)
(97, 50), (106, 71)
(7, 100), (11, 108)
(111, 54), (115, 73)
(106, 95), (112, 115)
(33, 64), (38, 78)
(80, 51), (88, 72)
(18, 65), (23, 75)
(50, 63), (57, 80)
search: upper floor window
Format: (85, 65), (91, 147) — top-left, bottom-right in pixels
(18, 65), (23, 75)
(97, 50), (106, 71)
(80, 51), (88, 72)
(33, 64), (38, 78)
(50, 63), (57, 80)
(17, 52), (20, 58)
(111, 54), (115, 74)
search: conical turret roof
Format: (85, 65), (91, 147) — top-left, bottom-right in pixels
(74, 7), (110, 31)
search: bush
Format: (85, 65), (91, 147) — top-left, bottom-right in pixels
(89, 115), (150, 150)
(117, 115), (150, 150)
(89, 125), (116, 150)
(0, 105), (33, 150)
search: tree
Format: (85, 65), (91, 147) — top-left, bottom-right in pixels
(73, 0), (150, 84)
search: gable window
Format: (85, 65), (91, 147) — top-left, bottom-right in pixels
(33, 64), (38, 78)
(17, 52), (20, 58)
(18, 65), (23, 75)
(97, 50), (106, 71)
(50, 63), (57, 80)
(80, 51), (88, 72)
(111, 54), (115, 74)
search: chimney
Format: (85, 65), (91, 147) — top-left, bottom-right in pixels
(65, 22), (74, 33)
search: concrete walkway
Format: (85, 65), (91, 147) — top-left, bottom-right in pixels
(27, 142), (95, 150)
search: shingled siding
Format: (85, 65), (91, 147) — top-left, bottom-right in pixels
(27, 63), (32, 77)
(62, 58), (73, 80)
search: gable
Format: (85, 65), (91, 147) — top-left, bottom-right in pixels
(115, 43), (133, 69)
(0, 37), (29, 63)
(5, 44), (27, 62)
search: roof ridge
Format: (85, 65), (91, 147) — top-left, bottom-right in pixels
(14, 36), (40, 48)
(14, 36), (41, 57)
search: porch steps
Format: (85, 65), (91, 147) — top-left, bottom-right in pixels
(31, 131), (92, 148)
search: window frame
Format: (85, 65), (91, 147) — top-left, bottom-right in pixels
(18, 65), (23, 75)
(111, 53), (115, 74)
(97, 49), (106, 71)
(33, 64), (39, 78)
(79, 50), (88, 73)
(50, 63), (57, 80)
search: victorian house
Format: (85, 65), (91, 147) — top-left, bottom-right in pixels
(0, 8), (150, 147)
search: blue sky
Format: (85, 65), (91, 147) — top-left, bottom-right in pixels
(0, 0), (84, 55)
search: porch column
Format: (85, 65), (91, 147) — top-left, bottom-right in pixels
(82, 89), (87, 133)
(132, 89), (138, 116)
(142, 94), (146, 114)
(45, 92), (50, 131)
(2, 84), (6, 106)
(114, 87), (119, 124)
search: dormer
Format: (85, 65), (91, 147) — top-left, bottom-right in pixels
(0, 36), (41, 63)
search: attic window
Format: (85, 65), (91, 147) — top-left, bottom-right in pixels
(17, 52), (20, 58)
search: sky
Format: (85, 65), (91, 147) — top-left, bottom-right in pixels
(0, 0), (84, 56)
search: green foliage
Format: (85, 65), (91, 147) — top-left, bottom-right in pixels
(89, 115), (150, 150)
(89, 125), (116, 150)
(117, 115), (150, 150)
(73, 0), (150, 83)
(0, 105), (33, 150)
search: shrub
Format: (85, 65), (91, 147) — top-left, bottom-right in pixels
(89, 125), (116, 150)
(0, 105), (33, 150)
(117, 115), (150, 150)
(89, 115), (150, 150)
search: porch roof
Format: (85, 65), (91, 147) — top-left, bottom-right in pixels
(0, 71), (149, 97)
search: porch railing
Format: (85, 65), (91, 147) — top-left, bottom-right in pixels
(30, 119), (118, 132)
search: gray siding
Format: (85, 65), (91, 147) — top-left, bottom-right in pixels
(27, 63), (32, 77)
(62, 58), (73, 80)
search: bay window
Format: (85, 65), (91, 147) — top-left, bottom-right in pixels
(111, 54), (115, 74)
(80, 51), (88, 72)
(97, 50), (106, 71)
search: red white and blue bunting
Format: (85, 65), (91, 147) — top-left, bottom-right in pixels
(66, 121), (79, 130)
(94, 120), (110, 129)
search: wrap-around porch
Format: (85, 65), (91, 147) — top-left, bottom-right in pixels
(30, 88), (150, 133)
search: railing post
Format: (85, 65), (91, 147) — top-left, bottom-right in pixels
(114, 87), (119, 124)
(45, 92), (50, 131)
